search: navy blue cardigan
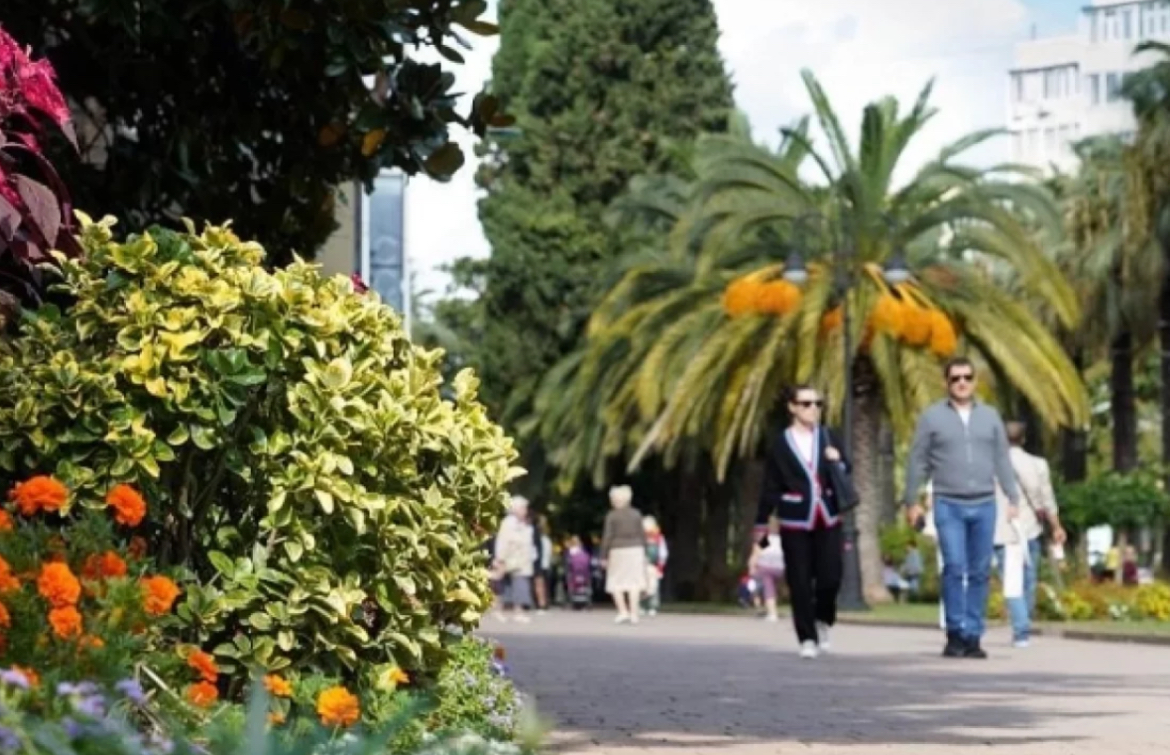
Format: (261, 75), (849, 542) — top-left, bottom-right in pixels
(755, 425), (850, 531)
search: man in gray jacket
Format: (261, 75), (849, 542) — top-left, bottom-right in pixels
(904, 357), (1020, 659)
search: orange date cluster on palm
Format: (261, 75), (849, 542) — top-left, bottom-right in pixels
(723, 277), (956, 357)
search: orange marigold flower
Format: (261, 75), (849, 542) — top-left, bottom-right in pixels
(9, 476), (68, 517)
(141, 575), (181, 616)
(187, 649), (219, 683)
(127, 536), (148, 560)
(186, 681), (218, 708)
(264, 675), (292, 698)
(83, 551), (128, 581)
(388, 667), (409, 686)
(49, 606), (83, 639)
(317, 686), (360, 728)
(37, 562), (81, 608)
(106, 484), (146, 527)
(0, 511), (12, 532)
(0, 601), (9, 628)
(267, 712), (286, 726)
(80, 635), (104, 650)
(0, 557), (19, 594)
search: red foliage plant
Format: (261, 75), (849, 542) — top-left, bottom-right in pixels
(0, 26), (80, 323)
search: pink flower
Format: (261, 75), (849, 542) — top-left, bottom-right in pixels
(0, 28), (71, 129)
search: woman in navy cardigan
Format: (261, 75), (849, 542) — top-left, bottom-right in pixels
(755, 384), (850, 659)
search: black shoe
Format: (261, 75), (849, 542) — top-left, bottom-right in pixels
(942, 632), (966, 658)
(963, 637), (988, 659)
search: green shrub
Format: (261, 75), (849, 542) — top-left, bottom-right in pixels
(0, 218), (519, 680)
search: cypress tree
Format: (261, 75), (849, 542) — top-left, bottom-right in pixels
(471, 0), (735, 419)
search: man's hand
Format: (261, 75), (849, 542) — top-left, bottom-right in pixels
(906, 504), (925, 528)
(1007, 504), (1020, 521)
(824, 445), (841, 462)
(1053, 526), (1067, 545)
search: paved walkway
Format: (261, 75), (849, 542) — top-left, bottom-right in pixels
(485, 611), (1170, 754)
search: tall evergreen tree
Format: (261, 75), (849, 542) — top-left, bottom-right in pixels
(471, 0), (735, 424)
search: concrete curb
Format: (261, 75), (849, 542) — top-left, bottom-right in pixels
(836, 615), (1170, 646)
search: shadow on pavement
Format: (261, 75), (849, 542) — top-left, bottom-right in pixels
(486, 619), (1168, 752)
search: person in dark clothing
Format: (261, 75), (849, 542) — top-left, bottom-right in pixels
(755, 384), (849, 660)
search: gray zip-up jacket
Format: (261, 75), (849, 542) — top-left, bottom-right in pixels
(902, 400), (1019, 506)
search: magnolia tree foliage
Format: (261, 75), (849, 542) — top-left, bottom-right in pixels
(3, 1), (508, 262)
(0, 218), (519, 677)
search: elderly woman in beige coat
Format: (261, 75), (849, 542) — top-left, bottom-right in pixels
(493, 495), (536, 623)
(600, 485), (648, 624)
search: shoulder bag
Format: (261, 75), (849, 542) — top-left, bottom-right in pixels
(820, 427), (860, 513)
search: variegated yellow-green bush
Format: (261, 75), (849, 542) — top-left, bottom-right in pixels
(0, 216), (520, 683)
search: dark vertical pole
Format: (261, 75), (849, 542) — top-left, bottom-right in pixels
(837, 230), (868, 611)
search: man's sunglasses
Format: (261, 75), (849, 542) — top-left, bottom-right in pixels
(793, 400), (824, 408)
(949, 373), (975, 385)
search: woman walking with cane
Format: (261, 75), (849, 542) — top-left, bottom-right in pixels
(756, 384), (850, 659)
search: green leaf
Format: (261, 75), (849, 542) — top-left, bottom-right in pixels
(424, 142), (465, 176)
(166, 425), (190, 446)
(248, 612), (274, 631)
(191, 425), (217, 450)
(284, 540), (304, 563)
(314, 489), (335, 514)
(209, 551), (235, 576)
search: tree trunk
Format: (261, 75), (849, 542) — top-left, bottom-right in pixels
(700, 472), (732, 600)
(664, 465), (702, 601)
(852, 357), (891, 604)
(1061, 346), (1089, 483)
(877, 421), (897, 526)
(1111, 330), (1138, 473)
(736, 459), (766, 562)
(1160, 278), (1170, 576)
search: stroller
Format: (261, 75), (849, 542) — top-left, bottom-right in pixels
(565, 545), (593, 610)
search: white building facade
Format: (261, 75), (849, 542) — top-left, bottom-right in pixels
(1008, 0), (1170, 172)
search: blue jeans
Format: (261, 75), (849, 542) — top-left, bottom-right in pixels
(934, 497), (996, 640)
(995, 538), (1042, 641)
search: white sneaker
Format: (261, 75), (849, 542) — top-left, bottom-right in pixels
(614, 614), (631, 625)
(799, 640), (819, 659)
(512, 613), (531, 624)
(764, 613), (779, 623)
(648, 609), (658, 617)
(816, 622), (832, 651)
(493, 611), (508, 623)
(1013, 639), (1030, 649)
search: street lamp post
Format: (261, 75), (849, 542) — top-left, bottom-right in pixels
(783, 213), (910, 613)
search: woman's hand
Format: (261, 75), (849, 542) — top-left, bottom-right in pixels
(824, 445), (841, 462)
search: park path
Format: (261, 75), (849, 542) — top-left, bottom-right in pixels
(484, 610), (1170, 755)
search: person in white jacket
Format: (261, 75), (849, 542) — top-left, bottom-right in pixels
(994, 422), (1067, 648)
(493, 496), (537, 623)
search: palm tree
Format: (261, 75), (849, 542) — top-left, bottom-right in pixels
(560, 71), (1089, 602)
(1059, 136), (1162, 475)
(1123, 42), (1170, 573)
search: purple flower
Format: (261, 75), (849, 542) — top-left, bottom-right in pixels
(73, 694), (106, 718)
(0, 670), (29, 690)
(0, 726), (17, 753)
(56, 681), (98, 697)
(116, 679), (147, 705)
(61, 717), (86, 739)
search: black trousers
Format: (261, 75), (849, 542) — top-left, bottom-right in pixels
(781, 525), (843, 644)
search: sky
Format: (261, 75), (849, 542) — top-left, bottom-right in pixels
(406, 0), (1083, 297)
